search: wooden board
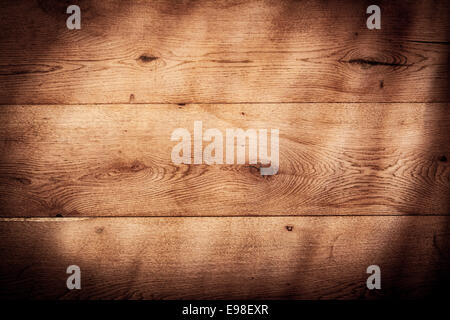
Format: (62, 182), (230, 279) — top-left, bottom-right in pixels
(0, 0), (449, 301)
(0, 216), (448, 299)
(0, 0), (449, 104)
(0, 103), (448, 217)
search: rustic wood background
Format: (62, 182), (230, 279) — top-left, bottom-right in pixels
(0, 0), (448, 299)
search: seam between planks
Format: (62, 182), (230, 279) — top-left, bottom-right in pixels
(1, 214), (449, 221)
(0, 102), (449, 106)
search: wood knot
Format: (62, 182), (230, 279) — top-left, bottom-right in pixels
(285, 225), (294, 232)
(14, 177), (32, 185)
(439, 155), (447, 162)
(130, 160), (146, 172)
(138, 54), (158, 63)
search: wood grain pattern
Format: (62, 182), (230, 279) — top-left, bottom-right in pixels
(0, 103), (448, 217)
(0, 216), (448, 299)
(0, 0), (449, 300)
(0, 0), (449, 104)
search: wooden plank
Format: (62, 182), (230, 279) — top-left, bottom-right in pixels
(0, 216), (448, 299)
(0, 103), (448, 217)
(0, 0), (449, 104)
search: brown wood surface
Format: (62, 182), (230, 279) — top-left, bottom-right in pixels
(0, 103), (448, 217)
(0, 0), (449, 104)
(0, 0), (449, 300)
(0, 216), (448, 299)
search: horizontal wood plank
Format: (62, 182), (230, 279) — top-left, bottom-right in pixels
(0, 0), (449, 104)
(0, 103), (448, 217)
(0, 216), (448, 299)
